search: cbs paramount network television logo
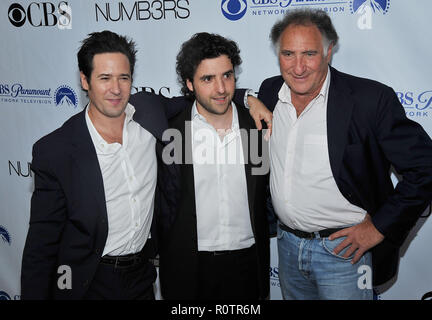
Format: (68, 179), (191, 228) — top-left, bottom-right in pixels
(221, 0), (390, 21)
(0, 290), (12, 300)
(397, 90), (432, 118)
(54, 85), (78, 108)
(0, 225), (11, 246)
(350, 0), (390, 14)
(270, 266), (280, 287)
(0, 290), (20, 300)
(0, 83), (78, 108)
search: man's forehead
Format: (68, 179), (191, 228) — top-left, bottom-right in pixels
(91, 52), (131, 73)
(195, 56), (233, 72)
(280, 25), (324, 47)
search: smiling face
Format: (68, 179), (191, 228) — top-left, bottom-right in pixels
(278, 24), (332, 104)
(186, 54), (235, 117)
(80, 52), (132, 121)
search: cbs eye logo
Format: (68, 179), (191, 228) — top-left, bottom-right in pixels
(8, 3), (26, 27)
(221, 0), (247, 21)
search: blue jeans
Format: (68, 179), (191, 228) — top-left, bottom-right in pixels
(277, 225), (373, 300)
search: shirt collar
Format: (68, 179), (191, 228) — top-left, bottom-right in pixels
(124, 103), (135, 123)
(85, 102), (135, 153)
(192, 101), (240, 130)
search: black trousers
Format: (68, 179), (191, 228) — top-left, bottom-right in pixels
(196, 244), (259, 300)
(84, 258), (157, 300)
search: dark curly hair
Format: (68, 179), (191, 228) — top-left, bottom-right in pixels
(176, 32), (242, 100)
(78, 30), (137, 84)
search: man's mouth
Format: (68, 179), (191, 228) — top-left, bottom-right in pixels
(213, 96), (227, 103)
(107, 98), (122, 105)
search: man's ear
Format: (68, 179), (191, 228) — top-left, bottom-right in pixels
(80, 72), (90, 91)
(186, 79), (194, 93)
(325, 44), (333, 64)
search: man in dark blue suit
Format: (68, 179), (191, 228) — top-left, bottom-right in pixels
(20, 30), (271, 300)
(259, 9), (432, 299)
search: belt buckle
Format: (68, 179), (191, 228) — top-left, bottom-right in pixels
(114, 257), (121, 268)
(312, 231), (322, 239)
(306, 232), (316, 240)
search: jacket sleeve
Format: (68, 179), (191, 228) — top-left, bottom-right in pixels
(371, 87), (432, 246)
(21, 142), (67, 300)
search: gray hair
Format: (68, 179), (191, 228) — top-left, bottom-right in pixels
(270, 9), (339, 55)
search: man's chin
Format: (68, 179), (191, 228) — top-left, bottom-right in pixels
(199, 102), (232, 116)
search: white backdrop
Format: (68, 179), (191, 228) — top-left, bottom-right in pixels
(1, 0), (431, 300)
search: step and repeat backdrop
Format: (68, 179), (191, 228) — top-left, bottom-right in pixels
(1, 0), (431, 300)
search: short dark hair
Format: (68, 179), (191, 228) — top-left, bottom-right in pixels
(176, 32), (242, 99)
(270, 9), (338, 52)
(77, 30), (137, 82)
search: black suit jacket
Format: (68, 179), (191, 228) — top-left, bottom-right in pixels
(158, 104), (270, 299)
(21, 92), (176, 299)
(258, 66), (432, 286)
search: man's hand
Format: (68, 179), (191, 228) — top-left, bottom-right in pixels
(247, 96), (272, 140)
(328, 214), (384, 264)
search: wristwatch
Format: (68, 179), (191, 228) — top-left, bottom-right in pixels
(244, 89), (257, 109)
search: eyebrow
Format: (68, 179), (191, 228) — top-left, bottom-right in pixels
(280, 50), (318, 54)
(199, 74), (214, 81)
(96, 73), (131, 78)
(199, 69), (234, 80)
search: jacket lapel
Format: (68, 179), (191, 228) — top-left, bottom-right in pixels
(69, 111), (108, 222)
(327, 67), (354, 180)
(174, 106), (196, 218)
(237, 106), (257, 231)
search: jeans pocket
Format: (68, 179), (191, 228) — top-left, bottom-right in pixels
(322, 236), (355, 261)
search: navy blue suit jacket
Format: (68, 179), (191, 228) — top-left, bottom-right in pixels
(258, 67), (432, 285)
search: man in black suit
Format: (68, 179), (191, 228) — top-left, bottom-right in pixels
(259, 9), (432, 299)
(158, 33), (270, 300)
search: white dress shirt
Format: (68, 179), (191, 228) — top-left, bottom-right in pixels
(191, 102), (255, 251)
(85, 103), (157, 256)
(269, 68), (366, 232)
